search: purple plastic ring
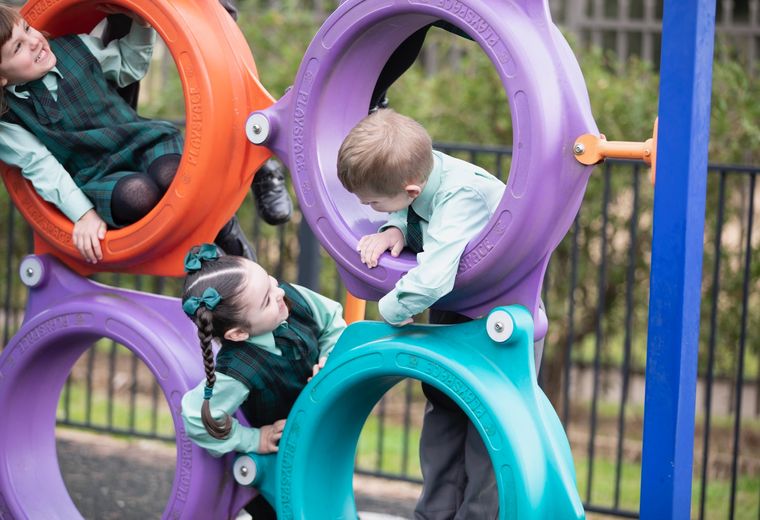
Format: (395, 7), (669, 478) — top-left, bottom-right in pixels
(261, 0), (597, 326)
(0, 256), (253, 518)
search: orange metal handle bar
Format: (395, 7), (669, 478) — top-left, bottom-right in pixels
(574, 137), (654, 164)
(574, 119), (658, 184)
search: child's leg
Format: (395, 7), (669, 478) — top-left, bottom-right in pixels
(109, 151), (182, 225)
(251, 158), (293, 226)
(102, 14), (140, 107)
(143, 152), (256, 259)
(110, 173), (162, 226)
(146, 153), (181, 193)
(208, 0), (292, 226)
(79, 172), (158, 228)
(243, 494), (277, 520)
(415, 384), (468, 520)
(457, 421), (498, 520)
(214, 215), (256, 261)
(414, 309), (497, 519)
(370, 25), (432, 111)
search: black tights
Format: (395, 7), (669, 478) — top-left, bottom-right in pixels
(111, 154), (181, 226)
(244, 494), (277, 519)
(370, 25), (432, 111)
(369, 21), (473, 112)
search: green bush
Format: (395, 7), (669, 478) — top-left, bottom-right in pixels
(4, 6), (759, 402)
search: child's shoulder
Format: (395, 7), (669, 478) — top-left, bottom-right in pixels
(48, 34), (98, 63)
(435, 152), (504, 190)
(280, 283), (316, 315)
(435, 150), (491, 175)
(49, 34), (87, 49)
(283, 283), (342, 317)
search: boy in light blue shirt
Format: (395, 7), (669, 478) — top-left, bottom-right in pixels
(338, 108), (505, 518)
(338, 108), (506, 326)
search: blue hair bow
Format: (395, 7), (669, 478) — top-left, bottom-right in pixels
(182, 287), (222, 316)
(183, 243), (220, 273)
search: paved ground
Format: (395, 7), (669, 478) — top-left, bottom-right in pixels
(56, 428), (419, 519)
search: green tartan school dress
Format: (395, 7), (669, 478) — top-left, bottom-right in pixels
(1, 35), (183, 227)
(214, 283), (322, 428)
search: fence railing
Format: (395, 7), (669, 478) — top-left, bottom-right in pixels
(237, 0), (760, 72)
(550, 0), (760, 71)
(1, 145), (758, 519)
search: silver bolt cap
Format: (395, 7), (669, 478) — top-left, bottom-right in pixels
(486, 309), (514, 343)
(245, 113), (270, 145)
(233, 455), (257, 486)
(19, 256), (44, 287)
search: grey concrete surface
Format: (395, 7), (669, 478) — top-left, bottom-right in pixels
(55, 429), (418, 519)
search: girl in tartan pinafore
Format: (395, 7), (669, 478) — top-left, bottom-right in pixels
(3, 35), (182, 227)
(0, 6), (187, 263)
(0, 9), (256, 263)
(179, 244), (346, 517)
(3, 34), (183, 227)
(0, 8), (257, 264)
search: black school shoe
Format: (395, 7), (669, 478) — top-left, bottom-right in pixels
(218, 0), (239, 20)
(243, 494), (277, 519)
(214, 215), (256, 261)
(252, 158), (293, 226)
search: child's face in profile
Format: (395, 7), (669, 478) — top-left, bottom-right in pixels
(0, 18), (56, 87)
(354, 189), (414, 214)
(237, 261), (289, 337)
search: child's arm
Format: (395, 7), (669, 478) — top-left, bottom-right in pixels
(357, 210), (408, 268)
(379, 210), (408, 237)
(181, 374), (270, 457)
(357, 227), (404, 268)
(73, 209), (107, 263)
(259, 419), (286, 453)
(378, 188), (493, 325)
(0, 122), (94, 221)
(79, 17), (156, 88)
(290, 284), (347, 378)
(0, 121), (106, 262)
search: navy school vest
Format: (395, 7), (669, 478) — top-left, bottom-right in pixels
(2, 35), (182, 187)
(215, 283), (322, 428)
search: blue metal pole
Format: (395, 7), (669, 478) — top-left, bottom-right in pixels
(640, 1), (716, 519)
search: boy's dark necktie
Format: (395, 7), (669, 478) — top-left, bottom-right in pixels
(15, 79), (62, 124)
(406, 205), (425, 254)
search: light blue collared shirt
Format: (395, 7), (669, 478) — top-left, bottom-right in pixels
(0, 23), (156, 222)
(378, 151), (506, 324)
(181, 284), (346, 457)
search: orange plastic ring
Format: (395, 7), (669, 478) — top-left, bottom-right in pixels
(1, 0), (273, 276)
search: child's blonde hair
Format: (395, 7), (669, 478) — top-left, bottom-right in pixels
(0, 5), (21, 116)
(337, 109), (433, 196)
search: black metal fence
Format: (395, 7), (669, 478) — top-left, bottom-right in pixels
(0, 144), (758, 518)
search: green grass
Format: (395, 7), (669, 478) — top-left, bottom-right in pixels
(356, 414), (760, 519)
(356, 413), (422, 479)
(578, 457), (760, 519)
(57, 376), (175, 438)
(58, 380), (759, 519)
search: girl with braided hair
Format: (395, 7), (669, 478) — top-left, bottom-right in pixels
(179, 244), (346, 516)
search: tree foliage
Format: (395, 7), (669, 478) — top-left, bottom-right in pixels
(3, 4), (758, 404)
(218, 7), (759, 389)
